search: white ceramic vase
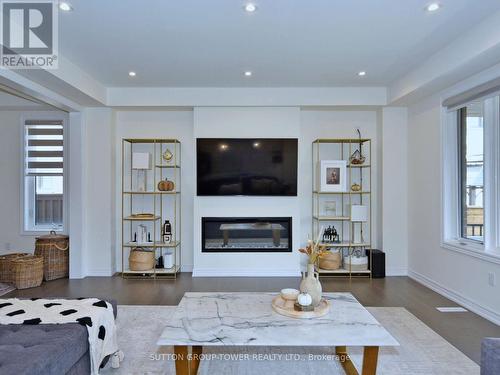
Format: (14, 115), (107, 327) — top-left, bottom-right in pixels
(299, 263), (322, 307)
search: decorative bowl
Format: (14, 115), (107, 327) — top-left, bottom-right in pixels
(280, 288), (299, 308)
(281, 288), (299, 300)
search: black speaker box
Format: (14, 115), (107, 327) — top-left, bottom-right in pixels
(366, 249), (385, 278)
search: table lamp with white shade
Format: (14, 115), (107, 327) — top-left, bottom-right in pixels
(351, 205), (368, 244)
(132, 152), (151, 192)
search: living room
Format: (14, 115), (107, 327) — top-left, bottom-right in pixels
(0, 1), (500, 374)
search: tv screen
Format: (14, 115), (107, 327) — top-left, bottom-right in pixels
(197, 138), (298, 196)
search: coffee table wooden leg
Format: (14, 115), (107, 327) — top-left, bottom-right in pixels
(361, 346), (379, 375)
(174, 346), (189, 375)
(335, 346), (358, 375)
(191, 346), (202, 374)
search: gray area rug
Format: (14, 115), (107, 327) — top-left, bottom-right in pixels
(0, 283), (14, 297)
(101, 305), (479, 375)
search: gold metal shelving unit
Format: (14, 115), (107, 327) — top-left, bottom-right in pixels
(121, 139), (181, 278)
(312, 138), (372, 278)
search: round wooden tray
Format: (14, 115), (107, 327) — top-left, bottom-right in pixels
(131, 213), (155, 218)
(272, 295), (330, 319)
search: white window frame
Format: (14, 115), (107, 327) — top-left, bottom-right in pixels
(441, 94), (500, 264)
(20, 112), (69, 235)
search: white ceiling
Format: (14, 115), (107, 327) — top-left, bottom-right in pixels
(59, 0), (500, 87)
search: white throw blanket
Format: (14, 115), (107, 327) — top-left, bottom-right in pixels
(0, 298), (118, 374)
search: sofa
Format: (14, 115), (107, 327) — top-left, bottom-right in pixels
(482, 338), (500, 375)
(0, 299), (117, 375)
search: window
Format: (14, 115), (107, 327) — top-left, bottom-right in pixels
(458, 102), (484, 243)
(22, 118), (65, 233)
(443, 93), (500, 259)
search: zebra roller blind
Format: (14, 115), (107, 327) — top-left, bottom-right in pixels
(24, 119), (63, 176)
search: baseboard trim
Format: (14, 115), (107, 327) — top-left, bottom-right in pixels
(192, 268), (301, 277)
(111, 266), (193, 274)
(69, 274), (86, 279)
(386, 267), (408, 276)
(408, 269), (500, 326)
(85, 269), (114, 277)
(181, 264), (193, 273)
(192, 268), (407, 277)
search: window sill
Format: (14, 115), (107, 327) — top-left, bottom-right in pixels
(21, 228), (65, 236)
(442, 240), (500, 265)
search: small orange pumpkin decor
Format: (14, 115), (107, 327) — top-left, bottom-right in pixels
(158, 179), (175, 192)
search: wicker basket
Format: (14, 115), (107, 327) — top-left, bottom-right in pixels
(0, 253), (30, 283)
(12, 256), (44, 289)
(34, 231), (69, 281)
(343, 256), (369, 272)
(129, 248), (155, 271)
(319, 251), (341, 270)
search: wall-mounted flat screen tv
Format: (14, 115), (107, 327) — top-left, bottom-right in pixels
(197, 138), (298, 196)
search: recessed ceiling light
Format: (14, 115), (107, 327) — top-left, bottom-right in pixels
(244, 3), (257, 13)
(128, 71), (136, 77)
(59, 2), (72, 11)
(358, 71), (366, 77)
(244, 71), (252, 77)
(426, 3), (441, 12)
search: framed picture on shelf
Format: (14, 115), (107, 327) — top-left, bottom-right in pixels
(318, 160), (347, 192)
(323, 200), (337, 216)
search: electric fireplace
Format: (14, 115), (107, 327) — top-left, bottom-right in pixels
(202, 217), (292, 253)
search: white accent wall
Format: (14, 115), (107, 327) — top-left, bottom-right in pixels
(192, 107), (301, 276)
(0, 111), (38, 254)
(0, 109), (89, 280)
(408, 94), (500, 324)
(0, 106), (409, 280)
(68, 111), (86, 278)
(114, 110), (195, 272)
(0, 110), (69, 258)
(380, 107), (409, 275)
(300, 109), (382, 248)
(83, 108), (115, 276)
(110, 107), (407, 276)
(0, 106), (407, 280)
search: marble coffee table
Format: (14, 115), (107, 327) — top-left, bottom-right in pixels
(158, 292), (398, 375)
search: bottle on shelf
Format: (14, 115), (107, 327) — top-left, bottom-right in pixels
(156, 253), (164, 269)
(138, 224), (148, 244)
(163, 220), (172, 243)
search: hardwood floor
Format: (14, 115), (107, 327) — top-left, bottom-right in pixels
(6, 274), (500, 364)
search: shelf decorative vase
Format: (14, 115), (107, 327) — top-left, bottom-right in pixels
(299, 263), (322, 307)
(162, 148), (173, 163)
(349, 129), (366, 165)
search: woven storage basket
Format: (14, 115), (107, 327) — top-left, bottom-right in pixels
(12, 256), (44, 289)
(129, 248), (155, 271)
(0, 253), (29, 283)
(343, 256), (369, 272)
(34, 231), (69, 281)
(318, 251), (341, 270)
